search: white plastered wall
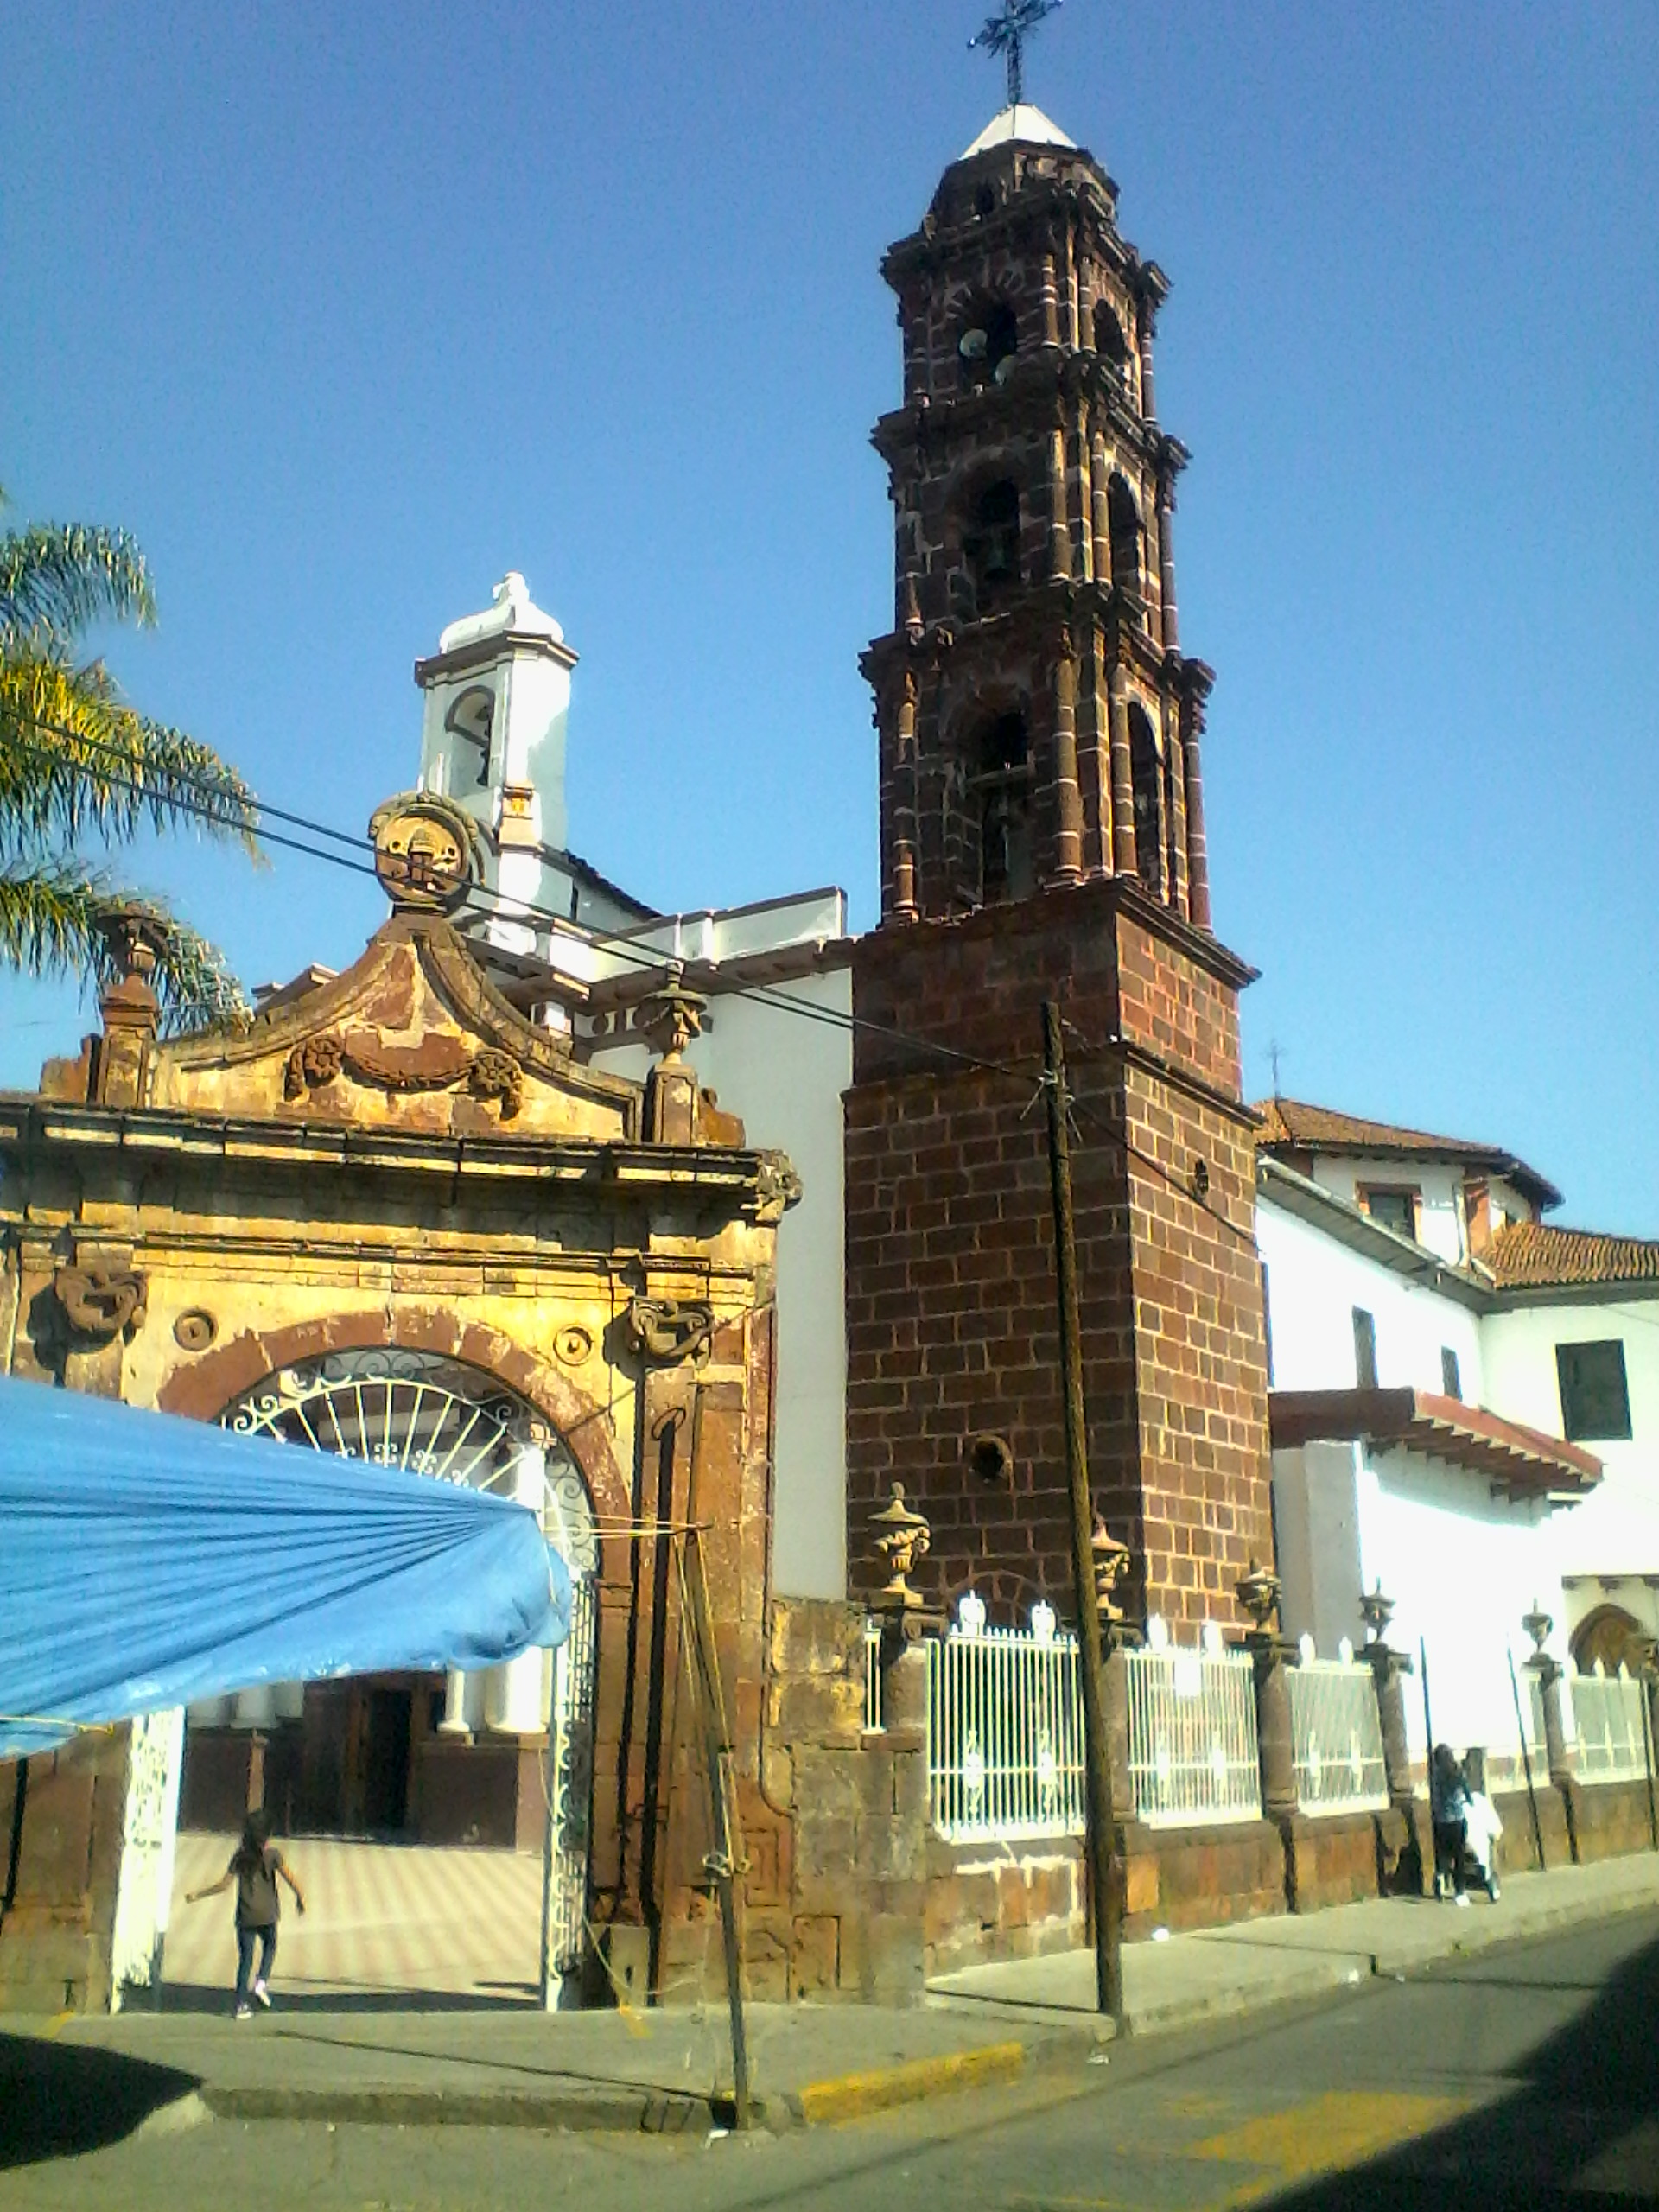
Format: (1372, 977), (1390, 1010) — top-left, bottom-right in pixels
(1256, 1198), (1484, 1402)
(1480, 1295), (1659, 1593)
(1356, 1443), (1568, 1764)
(590, 965), (853, 1600)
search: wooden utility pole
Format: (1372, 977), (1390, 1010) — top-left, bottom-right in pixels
(1040, 1002), (1123, 2026)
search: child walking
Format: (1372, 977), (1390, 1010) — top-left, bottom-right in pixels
(186, 1808), (306, 2018)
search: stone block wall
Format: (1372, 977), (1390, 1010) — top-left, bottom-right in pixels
(655, 1599), (929, 2007)
(925, 1838), (1085, 1978)
(0, 1730), (129, 2015)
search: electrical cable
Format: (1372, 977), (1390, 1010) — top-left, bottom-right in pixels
(6, 717), (1042, 1088)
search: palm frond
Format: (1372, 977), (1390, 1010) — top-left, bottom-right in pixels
(0, 856), (105, 982)
(0, 522), (156, 654)
(0, 652), (260, 858)
(0, 859), (250, 1036)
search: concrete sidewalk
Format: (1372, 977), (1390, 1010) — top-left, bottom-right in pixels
(6, 1849), (1658, 2142)
(931, 1847), (1659, 2033)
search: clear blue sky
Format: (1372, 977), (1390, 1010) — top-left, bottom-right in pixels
(4, 3), (1656, 1231)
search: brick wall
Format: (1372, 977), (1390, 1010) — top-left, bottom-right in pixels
(846, 878), (1272, 1634)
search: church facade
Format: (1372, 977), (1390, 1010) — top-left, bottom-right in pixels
(3, 95), (1292, 2013)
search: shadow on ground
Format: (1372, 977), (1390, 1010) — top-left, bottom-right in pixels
(0, 2036), (200, 2170)
(1257, 1926), (1659, 2211)
(153, 1979), (537, 2014)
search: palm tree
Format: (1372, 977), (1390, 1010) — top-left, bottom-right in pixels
(0, 491), (259, 1032)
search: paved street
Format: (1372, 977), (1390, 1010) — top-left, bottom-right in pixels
(5, 1909), (1658, 2210)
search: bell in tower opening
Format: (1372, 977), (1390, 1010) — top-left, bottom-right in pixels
(861, 99), (1215, 931)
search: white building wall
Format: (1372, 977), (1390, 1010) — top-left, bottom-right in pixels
(591, 964), (853, 1601)
(1257, 1199), (1484, 1402)
(1272, 1440), (1364, 1655)
(1355, 1443), (1567, 1766)
(1306, 1159), (1465, 1265)
(1480, 1296), (1659, 1586)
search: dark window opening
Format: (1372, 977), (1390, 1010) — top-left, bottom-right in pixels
(1362, 1185), (1418, 1240)
(1353, 1306), (1378, 1391)
(972, 711), (1033, 906)
(1440, 1345), (1462, 1400)
(1108, 474), (1141, 603)
(1094, 300), (1129, 367)
(964, 479), (1021, 612)
(975, 184), (996, 219)
(959, 302), (1019, 390)
(1128, 706), (1162, 898)
(1557, 1340), (1632, 1442)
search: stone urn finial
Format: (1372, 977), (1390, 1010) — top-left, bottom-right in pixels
(1522, 1601), (1554, 1658)
(870, 1483), (931, 1618)
(1091, 1516), (1132, 1622)
(1359, 1582), (1395, 1646)
(1235, 1557), (1282, 1636)
(643, 962), (706, 1063)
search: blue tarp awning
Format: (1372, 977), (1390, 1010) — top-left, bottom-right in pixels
(0, 1376), (572, 1758)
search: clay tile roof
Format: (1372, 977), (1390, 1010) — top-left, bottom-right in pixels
(1252, 1096), (1561, 1210)
(1487, 1221), (1659, 1291)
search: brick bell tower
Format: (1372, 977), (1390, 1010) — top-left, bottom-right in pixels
(845, 103), (1274, 1632)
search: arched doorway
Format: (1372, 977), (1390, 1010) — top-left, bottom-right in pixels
(180, 1348), (600, 1997)
(1571, 1603), (1649, 1676)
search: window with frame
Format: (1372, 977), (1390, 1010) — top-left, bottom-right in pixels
(1360, 1185), (1418, 1240)
(1556, 1340), (1632, 1442)
(1352, 1306), (1378, 1391)
(1440, 1345), (1461, 1400)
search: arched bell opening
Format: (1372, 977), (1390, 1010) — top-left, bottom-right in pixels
(1128, 704), (1164, 899)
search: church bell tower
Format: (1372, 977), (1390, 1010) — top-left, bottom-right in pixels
(861, 105), (1213, 928)
(844, 99), (1274, 1635)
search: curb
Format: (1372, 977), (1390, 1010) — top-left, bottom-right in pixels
(200, 2082), (716, 2134)
(791, 2037), (1029, 2126)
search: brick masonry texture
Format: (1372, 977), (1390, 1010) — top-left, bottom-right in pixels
(845, 877), (1274, 1634)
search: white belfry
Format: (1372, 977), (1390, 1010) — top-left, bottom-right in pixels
(414, 573), (578, 953)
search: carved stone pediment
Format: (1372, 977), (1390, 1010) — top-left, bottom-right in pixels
(152, 915), (640, 1142)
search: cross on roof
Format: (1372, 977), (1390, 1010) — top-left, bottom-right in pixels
(969, 0), (1062, 110)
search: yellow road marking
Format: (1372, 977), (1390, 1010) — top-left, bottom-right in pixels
(1192, 2090), (1472, 2205)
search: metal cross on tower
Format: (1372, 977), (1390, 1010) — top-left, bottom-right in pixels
(969, 0), (1061, 109)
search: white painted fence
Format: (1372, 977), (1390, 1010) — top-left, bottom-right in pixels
(925, 1595), (1085, 1842)
(1123, 1629), (1262, 1828)
(1286, 1643), (1388, 1815)
(1569, 1663), (1650, 1786)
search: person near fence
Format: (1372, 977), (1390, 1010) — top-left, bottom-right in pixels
(1430, 1743), (1474, 1904)
(1463, 1783), (1503, 1902)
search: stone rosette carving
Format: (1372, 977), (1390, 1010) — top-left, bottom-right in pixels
(283, 1033), (344, 1098)
(467, 1046), (524, 1118)
(54, 1261), (147, 1340)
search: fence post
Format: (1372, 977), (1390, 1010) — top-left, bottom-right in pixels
(1236, 1563), (1298, 1822)
(1522, 1605), (1580, 1866)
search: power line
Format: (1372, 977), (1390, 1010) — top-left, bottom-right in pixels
(4, 718), (1039, 1088)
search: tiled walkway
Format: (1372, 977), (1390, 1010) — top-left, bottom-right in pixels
(163, 1833), (544, 2008)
